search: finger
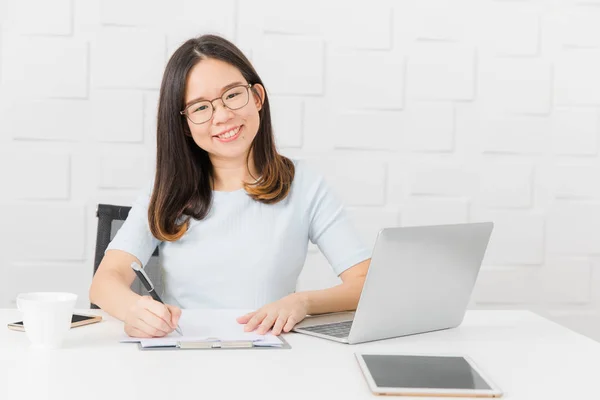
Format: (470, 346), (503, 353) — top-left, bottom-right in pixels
(141, 296), (173, 322)
(244, 311), (267, 332)
(257, 312), (278, 335)
(134, 315), (168, 337)
(271, 315), (287, 336)
(236, 311), (256, 324)
(283, 316), (298, 333)
(166, 305), (182, 327)
(138, 310), (172, 336)
(141, 298), (175, 331)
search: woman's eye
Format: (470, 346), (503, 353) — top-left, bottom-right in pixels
(193, 105), (208, 112)
(226, 92), (240, 100)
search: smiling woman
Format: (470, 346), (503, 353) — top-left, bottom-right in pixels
(151, 38), (292, 242)
(89, 34), (372, 339)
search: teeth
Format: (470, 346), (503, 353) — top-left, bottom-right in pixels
(217, 127), (240, 140)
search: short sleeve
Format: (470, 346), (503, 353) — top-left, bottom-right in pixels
(105, 181), (161, 267)
(302, 162), (372, 276)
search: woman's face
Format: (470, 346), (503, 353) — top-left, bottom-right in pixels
(183, 58), (264, 162)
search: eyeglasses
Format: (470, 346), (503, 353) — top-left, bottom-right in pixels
(180, 83), (253, 125)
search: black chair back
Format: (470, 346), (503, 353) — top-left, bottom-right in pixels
(92, 204), (161, 308)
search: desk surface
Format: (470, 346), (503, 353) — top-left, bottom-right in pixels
(1, 309), (598, 400)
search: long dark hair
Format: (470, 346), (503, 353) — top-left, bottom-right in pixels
(148, 34), (295, 242)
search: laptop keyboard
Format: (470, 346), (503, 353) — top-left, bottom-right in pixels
(301, 320), (353, 338)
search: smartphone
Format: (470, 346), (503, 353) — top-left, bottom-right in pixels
(7, 313), (102, 332)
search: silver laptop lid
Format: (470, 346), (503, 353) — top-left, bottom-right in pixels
(348, 222), (493, 344)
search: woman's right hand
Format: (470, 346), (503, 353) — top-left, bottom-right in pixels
(123, 295), (182, 338)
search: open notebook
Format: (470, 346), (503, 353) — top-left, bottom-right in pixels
(120, 309), (284, 349)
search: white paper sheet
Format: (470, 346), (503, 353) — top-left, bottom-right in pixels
(120, 309), (283, 348)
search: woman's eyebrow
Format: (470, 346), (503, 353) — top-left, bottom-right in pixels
(185, 81), (244, 107)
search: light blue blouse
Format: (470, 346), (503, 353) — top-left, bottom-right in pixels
(106, 159), (372, 309)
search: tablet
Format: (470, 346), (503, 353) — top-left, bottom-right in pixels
(355, 353), (503, 397)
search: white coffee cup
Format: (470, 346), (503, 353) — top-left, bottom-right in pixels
(16, 292), (77, 349)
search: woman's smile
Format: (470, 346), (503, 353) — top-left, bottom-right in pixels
(214, 125), (243, 143)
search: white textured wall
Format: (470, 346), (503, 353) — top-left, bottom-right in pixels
(0, 0), (599, 342)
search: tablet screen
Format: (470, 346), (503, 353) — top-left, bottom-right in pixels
(362, 355), (492, 390)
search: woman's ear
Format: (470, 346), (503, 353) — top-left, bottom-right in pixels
(252, 84), (265, 111)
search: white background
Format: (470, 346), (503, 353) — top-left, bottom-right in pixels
(0, 0), (599, 342)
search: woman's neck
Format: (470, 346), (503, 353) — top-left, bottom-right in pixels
(210, 156), (258, 192)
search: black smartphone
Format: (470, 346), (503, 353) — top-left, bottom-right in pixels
(7, 313), (102, 332)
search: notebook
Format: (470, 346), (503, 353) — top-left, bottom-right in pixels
(120, 309), (285, 349)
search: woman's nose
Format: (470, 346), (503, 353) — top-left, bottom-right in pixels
(212, 101), (233, 124)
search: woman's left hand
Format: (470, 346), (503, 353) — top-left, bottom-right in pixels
(236, 293), (308, 335)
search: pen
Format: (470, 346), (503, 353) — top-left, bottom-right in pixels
(130, 261), (183, 335)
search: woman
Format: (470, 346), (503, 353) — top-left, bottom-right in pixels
(89, 34), (371, 338)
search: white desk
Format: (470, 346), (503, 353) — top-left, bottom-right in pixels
(1, 309), (598, 400)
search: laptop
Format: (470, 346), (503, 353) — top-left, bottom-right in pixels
(292, 222), (494, 344)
